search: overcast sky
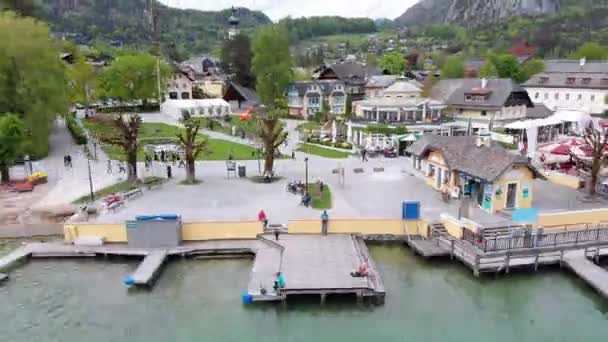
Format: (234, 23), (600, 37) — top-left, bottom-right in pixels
(159, 0), (419, 21)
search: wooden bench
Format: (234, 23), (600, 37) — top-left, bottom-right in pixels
(145, 178), (164, 190)
(123, 188), (143, 201)
(353, 168), (364, 173)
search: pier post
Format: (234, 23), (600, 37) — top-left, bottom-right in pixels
(474, 255), (480, 277)
(559, 250), (564, 268)
(320, 293), (327, 305)
(505, 253), (511, 274)
(595, 249), (600, 264)
(534, 254), (539, 271)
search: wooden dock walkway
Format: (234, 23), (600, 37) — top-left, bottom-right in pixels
(564, 256), (608, 298)
(130, 250), (168, 286)
(246, 234), (385, 304)
(406, 237), (450, 258)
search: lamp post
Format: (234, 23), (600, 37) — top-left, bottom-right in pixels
(87, 157), (95, 202)
(304, 157), (309, 191)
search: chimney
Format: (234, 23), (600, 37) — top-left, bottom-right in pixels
(580, 57), (587, 67)
(481, 78), (488, 88)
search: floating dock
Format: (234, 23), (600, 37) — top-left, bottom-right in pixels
(406, 237), (450, 258)
(129, 250), (168, 286)
(247, 234), (385, 304)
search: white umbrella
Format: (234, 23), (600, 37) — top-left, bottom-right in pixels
(347, 121), (352, 143)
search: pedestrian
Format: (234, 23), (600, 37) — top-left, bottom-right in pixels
(160, 150), (166, 163)
(291, 151), (295, 159)
(178, 155), (185, 168)
(258, 210), (268, 229)
(118, 162), (126, 173)
(319, 181), (324, 193)
(107, 160), (112, 174)
(274, 228), (280, 241)
(361, 148), (367, 162)
(66, 155), (72, 168)
(63, 155), (67, 167)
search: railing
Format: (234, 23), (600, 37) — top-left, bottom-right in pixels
(476, 226), (608, 252)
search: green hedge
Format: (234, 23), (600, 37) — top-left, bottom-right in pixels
(66, 115), (88, 145)
(361, 124), (408, 135)
(97, 103), (160, 113)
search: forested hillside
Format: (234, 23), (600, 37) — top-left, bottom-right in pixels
(280, 16), (377, 44)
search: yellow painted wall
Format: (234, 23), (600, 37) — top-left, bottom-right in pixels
(538, 209), (608, 229)
(64, 224), (127, 242)
(287, 219), (427, 237)
(492, 166), (535, 213)
(546, 172), (581, 189)
(182, 221), (263, 240)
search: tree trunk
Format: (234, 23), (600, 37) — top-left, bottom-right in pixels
(127, 150), (138, 182)
(590, 157), (600, 195)
(186, 155), (195, 183)
(0, 164), (9, 183)
(264, 143), (275, 177)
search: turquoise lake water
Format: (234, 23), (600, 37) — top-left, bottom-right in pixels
(1, 245), (607, 342)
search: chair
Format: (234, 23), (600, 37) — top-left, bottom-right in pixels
(226, 161), (237, 178)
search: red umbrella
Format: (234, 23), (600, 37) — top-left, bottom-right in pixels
(600, 120), (608, 128)
(239, 106), (255, 121)
(550, 144), (571, 155)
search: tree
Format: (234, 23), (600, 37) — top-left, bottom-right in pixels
(176, 111), (207, 184)
(1, 0), (38, 17)
(479, 60), (498, 78)
(344, 94), (353, 120)
(67, 54), (97, 116)
(366, 54), (379, 67)
(583, 123), (608, 196)
(421, 76), (438, 98)
(490, 54), (526, 83)
(0, 13), (68, 158)
(98, 52), (170, 181)
(252, 24), (292, 177)
(99, 114), (142, 182)
(98, 52), (171, 105)
(380, 51), (406, 75)
(441, 56), (464, 79)
(221, 33), (254, 88)
(0, 114), (26, 182)
(521, 58), (544, 81)
(293, 68), (312, 81)
(570, 42), (608, 60)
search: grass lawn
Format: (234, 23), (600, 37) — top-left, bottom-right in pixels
(307, 183), (332, 210)
(297, 143), (350, 159)
(84, 119), (258, 161)
(73, 177), (164, 204)
(296, 121), (321, 132)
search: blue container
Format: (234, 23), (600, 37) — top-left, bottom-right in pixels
(402, 201), (420, 220)
(123, 275), (135, 286)
(135, 214), (179, 221)
(241, 292), (253, 304)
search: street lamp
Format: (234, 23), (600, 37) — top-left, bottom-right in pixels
(304, 157), (309, 191)
(87, 157), (95, 202)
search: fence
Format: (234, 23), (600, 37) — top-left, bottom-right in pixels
(475, 226), (608, 252)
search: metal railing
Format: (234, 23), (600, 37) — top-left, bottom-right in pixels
(474, 225), (608, 252)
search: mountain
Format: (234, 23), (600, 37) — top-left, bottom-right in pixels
(35, 0), (271, 58)
(396, 0), (560, 27)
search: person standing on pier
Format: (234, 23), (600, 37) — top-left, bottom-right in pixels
(274, 229), (280, 241)
(258, 210), (268, 229)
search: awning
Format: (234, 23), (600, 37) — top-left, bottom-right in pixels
(399, 133), (419, 142)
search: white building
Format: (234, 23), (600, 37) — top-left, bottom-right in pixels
(162, 99), (231, 121)
(523, 59), (608, 115)
(167, 70), (194, 100)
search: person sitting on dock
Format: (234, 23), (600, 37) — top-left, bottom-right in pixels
(351, 259), (369, 277)
(273, 272), (286, 291)
(301, 192), (312, 207)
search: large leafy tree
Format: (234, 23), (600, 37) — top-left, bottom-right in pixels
(67, 54), (98, 116)
(176, 111), (207, 184)
(0, 114), (26, 182)
(521, 58), (545, 81)
(570, 42), (608, 60)
(440, 56), (464, 79)
(0, 12), (68, 158)
(221, 33), (254, 88)
(490, 54), (526, 83)
(380, 51), (407, 75)
(252, 24), (292, 177)
(98, 52), (171, 182)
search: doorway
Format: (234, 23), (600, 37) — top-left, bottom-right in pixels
(506, 183), (518, 209)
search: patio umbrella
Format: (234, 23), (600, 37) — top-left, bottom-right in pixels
(466, 117), (472, 136)
(550, 144), (571, 155)
(347, 121), (352, 142)
(331, 120), (337, 143)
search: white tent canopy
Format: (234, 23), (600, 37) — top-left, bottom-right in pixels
(162, 99), (231, 121)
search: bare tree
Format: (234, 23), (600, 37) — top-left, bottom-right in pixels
(583, 123), (608, 195)
(99, 114), (141, 182)
(255, 107), (287, 178)
(176, 112), (207, 184)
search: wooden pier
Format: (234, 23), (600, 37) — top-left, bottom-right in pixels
(564, 256), (608, 298)
(247, 234), (385, 304)
(129, 250), (168, 286)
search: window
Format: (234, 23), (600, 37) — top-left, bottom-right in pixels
(578, 94), (583, 101)
(591, 95), (596, 102)
(182, 83), (187, 89)
(178, 74), (182, 79)
(554, 93), (559, 100)
(465, 95), (472, 101)
(481, 110), (487, 116)
(602, 78), (608, 86)
(544, 93), (549, 100)
(566, 77), (575, 85)
(539, 77), (549, 84)
(566, 93), (570, 101)
(582, 78), (592, 85)
(180, 92), (190, 100)
(534, 92), (539, 99)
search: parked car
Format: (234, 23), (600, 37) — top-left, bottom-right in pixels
(383, 147), (397, 158)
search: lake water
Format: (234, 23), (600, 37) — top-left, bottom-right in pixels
(1, 245), (608, 342)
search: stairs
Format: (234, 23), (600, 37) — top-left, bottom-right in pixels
(429, 222), (447, 238)
(481, 226), (519, 239)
